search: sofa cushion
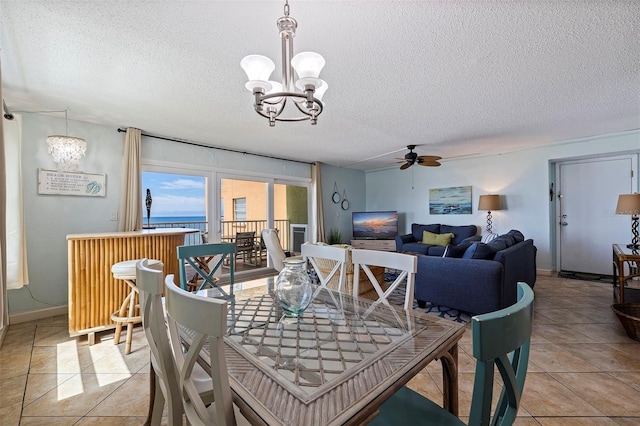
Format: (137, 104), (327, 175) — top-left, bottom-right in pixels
(411, 223), (440, 242)
(462, 242), (497, 260)
(507, 229), (525, 243)
(441, 224), (478, 245)
(422, 230), (453, 246)
(402, 242), (430, 255)
(428, 245), (447, 256)
(443, 243), (471, 258)
(491, 234), (515, 248)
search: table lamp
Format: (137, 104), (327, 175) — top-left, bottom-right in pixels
(478, 194), (501, 234)
(616, 193), (640, 249)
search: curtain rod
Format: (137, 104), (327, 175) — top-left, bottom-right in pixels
(117, 128), (312, 165)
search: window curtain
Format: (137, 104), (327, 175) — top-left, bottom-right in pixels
(118, 128), (142, 231)
(313, 162), (325, 242)
(4, 115), (28, 290)
(0, 64), (9, 338)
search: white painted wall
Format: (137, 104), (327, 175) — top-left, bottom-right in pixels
(11, 113), (124, 314)
(10, 113), (314, 315)
(319, 164), (366, 243)
(365, 131), (640, 273)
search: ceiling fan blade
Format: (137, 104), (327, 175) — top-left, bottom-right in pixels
(400, 162), (412, 170)
(417, 155), (442, 161)
(418, 161), (441, 167)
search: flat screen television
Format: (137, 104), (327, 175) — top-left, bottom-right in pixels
(352, 211), (399, 240)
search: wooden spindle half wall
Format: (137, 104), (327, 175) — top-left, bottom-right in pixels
(66, 228), (197, 343)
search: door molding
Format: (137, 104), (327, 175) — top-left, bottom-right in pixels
(551, 153), (638, 273)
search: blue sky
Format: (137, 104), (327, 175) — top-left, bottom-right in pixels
(141, 172), (206, 217)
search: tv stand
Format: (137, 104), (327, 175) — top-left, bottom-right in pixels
(351, 239), (395, 252)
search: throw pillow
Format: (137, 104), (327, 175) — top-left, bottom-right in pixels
(443, 243), (471, 258)
(462, 242), (497, 260)
(481, 232), (498, 244)
(507, 229), (525, 243)
(422, 231), (454, 246)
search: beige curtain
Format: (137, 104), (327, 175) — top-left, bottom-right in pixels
(118, 128), (142, 231)
(313, 162), (325, 242)
(1, 64), (9, 337)
(4, 115), (28, 290)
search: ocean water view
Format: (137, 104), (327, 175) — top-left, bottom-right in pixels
(143, 216), (207, 235)
(148, 216), (206, 224)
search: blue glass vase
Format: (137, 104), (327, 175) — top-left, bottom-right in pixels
(275, 259), (313, 317)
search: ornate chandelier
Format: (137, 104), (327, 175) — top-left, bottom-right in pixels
(240, 0), (327, 126)
(46, 110), (87, 171)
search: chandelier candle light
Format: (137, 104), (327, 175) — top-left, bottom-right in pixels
(46, 110), (87, 171)
(241, 0), (327, 126)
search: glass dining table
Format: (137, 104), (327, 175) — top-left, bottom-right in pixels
(184, 276), (466, 425)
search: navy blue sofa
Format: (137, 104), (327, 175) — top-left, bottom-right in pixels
(413, 230), (537, 315)
(395, 223), (479, 256)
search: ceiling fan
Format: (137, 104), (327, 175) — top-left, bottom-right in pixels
(395, 145), (442, 170)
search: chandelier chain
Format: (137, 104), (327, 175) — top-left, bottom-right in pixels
(284, 0), (289, 16)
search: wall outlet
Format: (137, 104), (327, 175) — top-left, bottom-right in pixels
(110, 210), (118, 221)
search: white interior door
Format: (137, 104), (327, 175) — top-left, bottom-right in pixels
(557, 156), (635, 275)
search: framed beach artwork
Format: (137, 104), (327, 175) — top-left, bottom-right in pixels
(429, 186), (472, 214)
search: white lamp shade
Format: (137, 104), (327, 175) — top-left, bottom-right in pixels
(264, 81), (283, 103)
(291, 51), (325, 79)
(265, 81), (283, 95)
(314, 80), (328, 100)
(240, 55), (275, 82)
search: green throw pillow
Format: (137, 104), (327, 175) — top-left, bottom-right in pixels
(422, 230), (454, 246)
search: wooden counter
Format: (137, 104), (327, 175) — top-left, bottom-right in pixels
(67, 228), (197, 342)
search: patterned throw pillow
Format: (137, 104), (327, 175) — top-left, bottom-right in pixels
(481, 232), (498, 243)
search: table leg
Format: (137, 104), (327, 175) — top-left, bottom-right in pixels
(440, 344), (459, 416)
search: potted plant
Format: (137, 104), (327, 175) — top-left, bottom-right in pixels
(327, 228), (343, 245)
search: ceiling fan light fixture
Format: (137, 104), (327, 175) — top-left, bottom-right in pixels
(240, 0), (327, 126)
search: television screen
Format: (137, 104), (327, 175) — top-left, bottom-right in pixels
(352, 211), (398, 240)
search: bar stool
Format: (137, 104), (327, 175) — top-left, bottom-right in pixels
(111, 258), (163, 354)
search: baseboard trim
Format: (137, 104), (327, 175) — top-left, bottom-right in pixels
(9, 305), (68, 325)
(537, 269), (554, 276)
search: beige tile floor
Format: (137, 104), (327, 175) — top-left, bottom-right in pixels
(1, 274), (639, 425)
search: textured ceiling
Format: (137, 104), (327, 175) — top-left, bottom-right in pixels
(1, 0), (639, 170)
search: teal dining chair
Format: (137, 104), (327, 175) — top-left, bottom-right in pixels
(177, 242), (236, 295)
(370, 282), (534, 426)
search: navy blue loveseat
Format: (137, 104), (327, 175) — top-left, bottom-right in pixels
(395, 223), (479, 256)
(413, 230), (537, 315)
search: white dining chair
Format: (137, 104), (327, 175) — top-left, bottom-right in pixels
(164, 274), (250, 426)
(301, 243), (348, 292)
(136, 260), (214, 426)
(351, 249), (417, 312)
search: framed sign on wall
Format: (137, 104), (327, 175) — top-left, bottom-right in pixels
(38, 169), (106, 197)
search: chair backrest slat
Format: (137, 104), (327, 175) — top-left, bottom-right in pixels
(164, 274), (236, 426)
(135, 259), (183, 425)
(301, 243), (348, 292)
(351, 249), (417, 312)
(468, 282), (534, 426)
(177, 242), (236, 293)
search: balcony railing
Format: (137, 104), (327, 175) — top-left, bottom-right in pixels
(149, 219), (293, 250)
